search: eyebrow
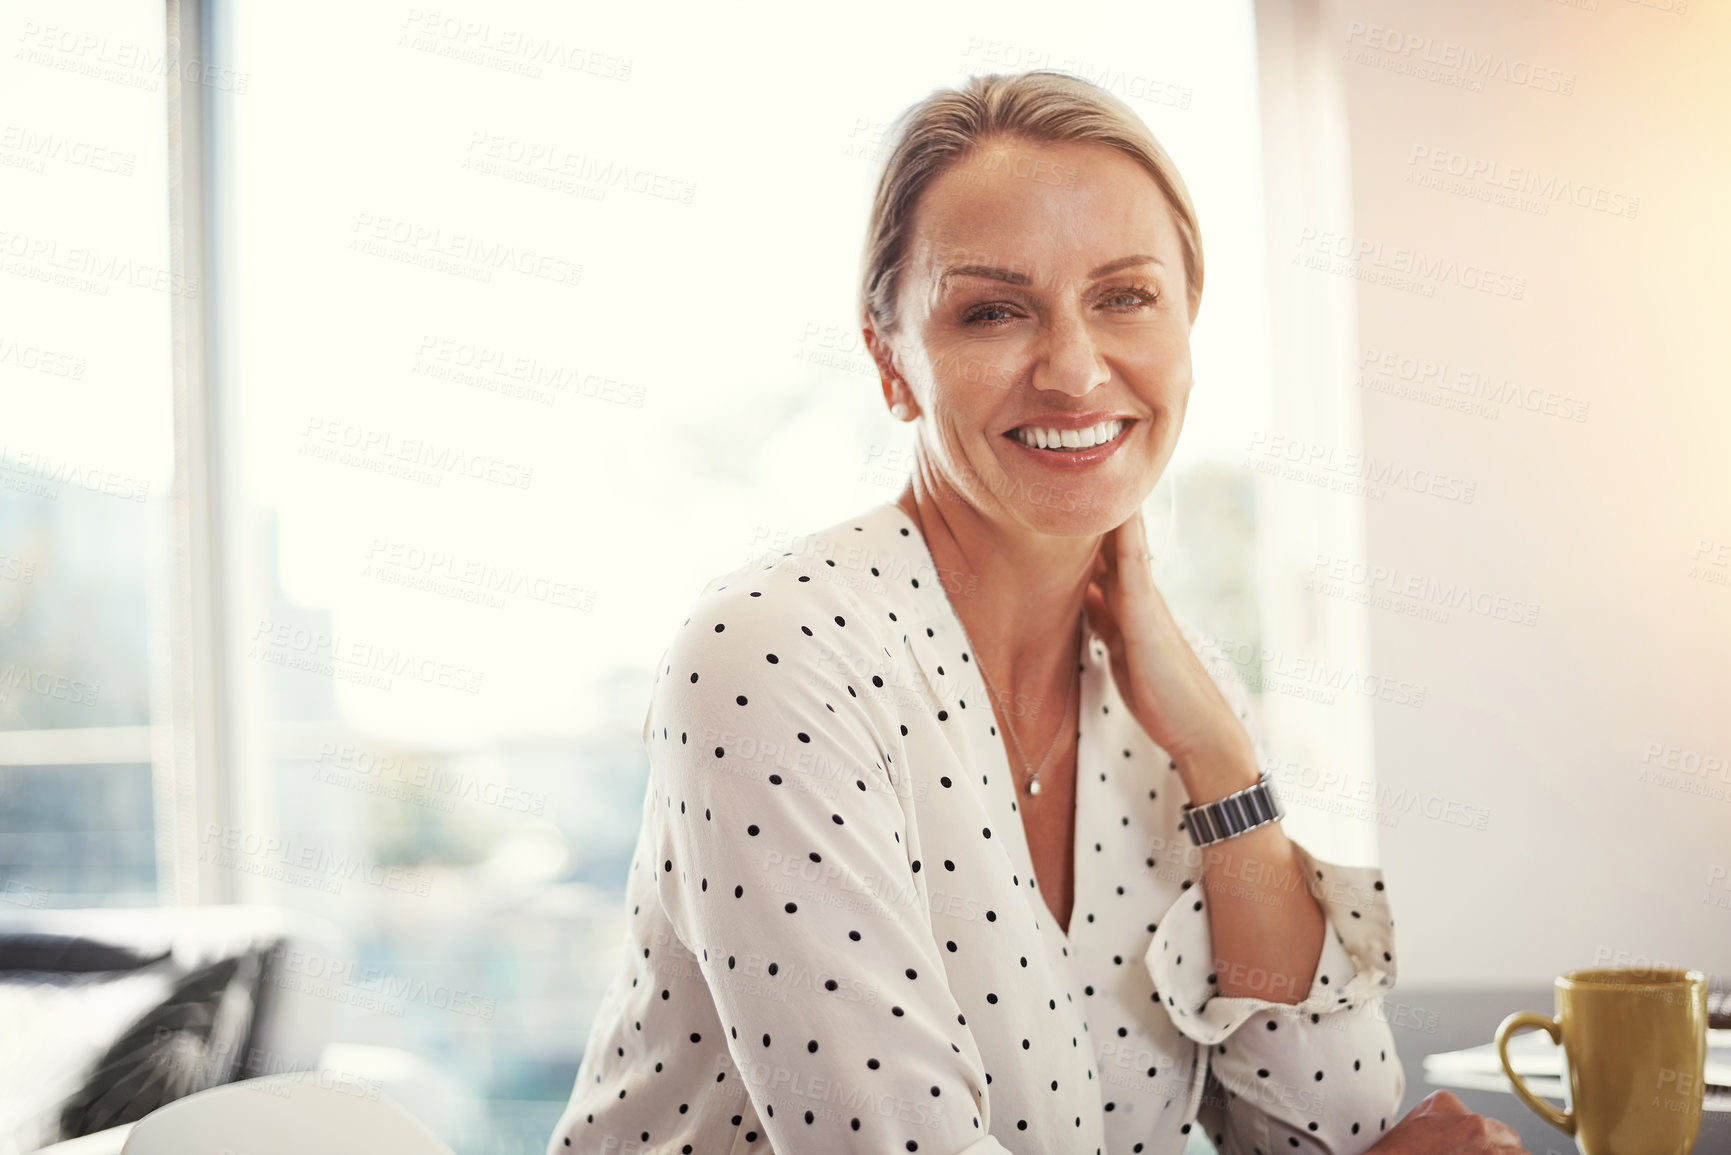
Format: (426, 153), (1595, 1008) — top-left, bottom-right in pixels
(937, 254), (1162, 291)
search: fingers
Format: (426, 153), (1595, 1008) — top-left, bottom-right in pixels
(1083, 581), (1120, 642)
(1119, 506), (1158, 591)
(1125, 503), (1150, 559)
(1482, 1116), (1527, 1151)
(1099, 519), (1120, 580)
(1098, 504), (1160, 588)
(1414, 1089), (1467, 1117)
(1089, 547), (1110, 599)
(1392, 1092), (1531, 1154)
(1099, 510), (1147, 594)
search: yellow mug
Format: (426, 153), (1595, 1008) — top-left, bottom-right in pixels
(1496, 967), (1708, 1155)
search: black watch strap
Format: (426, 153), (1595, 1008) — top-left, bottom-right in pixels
(1181, 773), (1284, 846)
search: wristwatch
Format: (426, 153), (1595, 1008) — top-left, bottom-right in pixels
(1180, 773), (1284, 846)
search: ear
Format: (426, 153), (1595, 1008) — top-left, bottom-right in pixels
(863, 318), (918, 420)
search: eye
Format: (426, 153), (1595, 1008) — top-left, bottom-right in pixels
(962, 303), (1020, 326)
(1099, 284), (1159, 310)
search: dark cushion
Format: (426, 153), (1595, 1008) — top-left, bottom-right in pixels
(55, 945), (268, 1138)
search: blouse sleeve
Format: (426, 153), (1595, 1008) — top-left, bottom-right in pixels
(1146, 621), (1407, 1155)
(646, 576), (1015, 1155)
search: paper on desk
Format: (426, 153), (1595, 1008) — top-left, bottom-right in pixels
(1423, 1027), (1731, 1088)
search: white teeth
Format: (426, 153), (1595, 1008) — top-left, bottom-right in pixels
(1012, 419), (1125, 451)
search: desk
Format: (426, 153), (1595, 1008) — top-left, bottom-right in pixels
(1389, 988), (1729, 1154)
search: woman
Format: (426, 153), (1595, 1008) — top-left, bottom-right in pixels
(548, 71), (1527, 1155)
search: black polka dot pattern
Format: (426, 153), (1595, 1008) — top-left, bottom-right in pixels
(547, 503), (1406, 1155)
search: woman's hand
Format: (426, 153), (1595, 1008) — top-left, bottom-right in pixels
(1364, 1091), (1530, 1153)
(1082, 505), (1253, 783)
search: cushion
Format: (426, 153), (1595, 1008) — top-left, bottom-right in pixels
(54, 946), (268, 1140)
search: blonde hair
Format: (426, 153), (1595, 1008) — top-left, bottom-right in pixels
(860, 70), (1204, 336)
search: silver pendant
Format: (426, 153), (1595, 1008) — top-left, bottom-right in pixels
(1027, 776), (1041, 796)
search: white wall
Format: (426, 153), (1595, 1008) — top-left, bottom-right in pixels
(1308, 0), (1731, 984)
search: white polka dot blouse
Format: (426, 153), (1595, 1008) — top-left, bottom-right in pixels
(549, 501), (1405, 1155)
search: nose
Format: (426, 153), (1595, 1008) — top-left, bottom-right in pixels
(1031, 308), (1110, 397)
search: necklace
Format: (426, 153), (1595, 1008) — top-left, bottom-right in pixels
(977, 619), (1082, 798)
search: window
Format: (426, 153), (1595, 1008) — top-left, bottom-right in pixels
(3, 2), (1371, 1149)
(0, 0), (175, 910)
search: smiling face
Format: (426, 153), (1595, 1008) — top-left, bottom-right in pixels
(868, 135), (1195, 537)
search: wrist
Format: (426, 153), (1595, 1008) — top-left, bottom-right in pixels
(1170, 728), (1260, 806)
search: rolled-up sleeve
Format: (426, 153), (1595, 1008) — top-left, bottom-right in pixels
(1145, 842), (1405, 1154)
(647, 578), (1015, 1155)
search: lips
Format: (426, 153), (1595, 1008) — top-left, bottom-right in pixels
(1000, 416), (1138, 472)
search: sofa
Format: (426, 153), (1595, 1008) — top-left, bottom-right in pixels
(0, 905), (344, 1155)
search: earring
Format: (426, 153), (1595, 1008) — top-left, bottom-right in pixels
(890, 402), (908, 419)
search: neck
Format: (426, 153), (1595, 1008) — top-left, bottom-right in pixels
(895, 476), (1095, 711)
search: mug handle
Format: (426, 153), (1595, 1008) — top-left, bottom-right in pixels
(1495, 1011), (1575, 1136)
